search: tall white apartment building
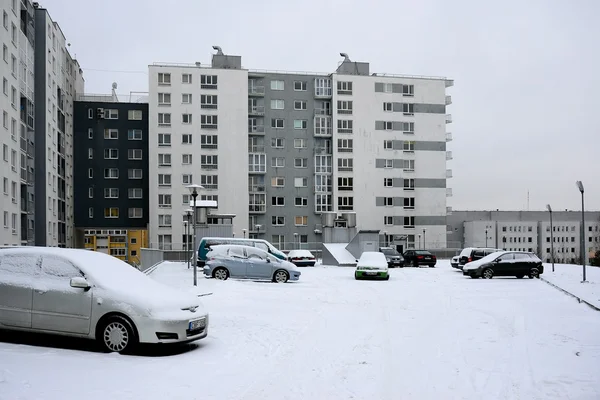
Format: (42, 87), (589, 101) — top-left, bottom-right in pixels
(148, 51), (249, 249)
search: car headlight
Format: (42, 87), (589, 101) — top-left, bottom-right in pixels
(386, 258), (391, 262)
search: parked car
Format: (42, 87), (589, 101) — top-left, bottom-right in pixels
(287, 250), (316, 267)
(204, 245), (301, 283)
(451, 256), (460, 269)
(355, 252), (389, 280)
(458, 247), (502, 269)
(197, 237), (287, 267)
(462, 251), (543, 279)
(379, 247), (405, 268)
(0, 247), (208, 353)
(402, 250), (437, 267)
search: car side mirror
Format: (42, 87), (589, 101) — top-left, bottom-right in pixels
(70, 277), (90, 290)
(355, 259), (359, 263)
(266, 258), (271, 263)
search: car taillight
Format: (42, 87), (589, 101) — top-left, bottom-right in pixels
(468, 257), (472, 262)
(417, 255), (424, 259)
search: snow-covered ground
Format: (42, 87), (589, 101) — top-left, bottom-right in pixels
(1, 260), (599, 400)
(541, 262), (600, 309)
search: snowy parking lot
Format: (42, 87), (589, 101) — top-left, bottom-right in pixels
(1, 260), (599, 400)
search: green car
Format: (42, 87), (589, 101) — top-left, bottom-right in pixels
(354, 251), (390, 280)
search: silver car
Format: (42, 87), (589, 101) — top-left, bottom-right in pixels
(0, 247), (209, 353)
(204, 245), (301, 283)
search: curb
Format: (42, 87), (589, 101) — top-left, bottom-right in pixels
(540, 277), (600, 311)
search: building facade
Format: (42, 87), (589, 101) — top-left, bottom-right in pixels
(73, 96), (149, 263)
(448, 210), (600, 264)
(33, 5), (83, 247)
(148, 49), (453, 250)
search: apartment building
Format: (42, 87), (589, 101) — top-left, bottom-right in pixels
(148, 49), (453, 250)
(448, 210), (600, 264)
(33, 4), (83, 247)
(73, 93), (149, 263)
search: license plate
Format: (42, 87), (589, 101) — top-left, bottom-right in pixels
(365, 271), (378, 275)
(189, 318), (206, 331)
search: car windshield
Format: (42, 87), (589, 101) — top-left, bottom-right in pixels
(415, 250), (432, 255)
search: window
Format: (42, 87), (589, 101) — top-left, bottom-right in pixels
(88, 128), (93, 139)
(295, 216), (308, 226)
(338, 196), (353, 211)
(271, 118), (284, 129)
(401, 122), (415, 134)
(129, 169), (142, 179)
(182, 93), (192, 104)
(383, 140), (393, 150)
(271, 138), (285, 148)
(337, 139), (353, 152)
(402, 84), (414, 96)
(315, 194), (332, 212)
(384, 121), (393, 130)
(88, 187), (94, 198)
(337, 100), (353, 114)
(158, 154), (171, 166)
(104, 188), (119, 198)
(294, 119), (308, 129)
(128, 129), (142, 140)
(315, 78), (332, 97)
(182, 194), (190, 205)
(2, 44), (6, 63)
(338, 158), (353, 172)
(404, 216), (415, 228)
(182, 114), (192, 124)
(200, 115), (217, 129)
(404, 197), (415, 209)
(272, 216), (285, 226)
(201, 95), (217, 109)
(104, 149), (118, 159)
(270, 80), (284, 90)
(337, 119), (353, 134)
(182, 154), (193, 164)
(158, 93), (171, 105)
(294, 177), (308, 188)
(158, 133), (171, 146)
(158, 194), (172, 208)
(314, 116), (332, 135)
(271, 197), (285, 206)
(271, 177), (285, 187)
(88, 168), (93, 178)
(128, 188), (143, 199)
(383, 102), (393, 112)
(338, 177), (353, 191)
(337, 81), (353, 94)
(271, 157), (285, 168)
(294, 158), (307, 168)
(158, 73), (171, 85)
(200, 155), (218, 169)
(403, 141), (415, 152)
(157, 234), (172, 250)
(200, 175), (218, 190)
(294, 100), (307, 110)
(2, 78), (6, 95)
(200, 135), (218, 149)
(403, 159), (415, 171)
(402, 103), (414, 115)
(104, 129), (118, 139)
(158, 214), (172, 227)
(128, 149), (143, 160)
(181, 134), (193, 144)
(383, 83), (393, 93)
(158, 113), (171, 126)
(10, 55), (15, 75)
(200, 75), (217, 89)
(104, 109), (118, 119)
(384, 216), (393, 225)
(158, 174), (172, 186)
(10, 86), (15, 107)
(104, 208), (119, 218)
(182, 73), (192, 83)
(384, 178), (393, 187)
(248, 153), (266, 173)
(294, 139), (306, 148)
(271, 99), (284, 110)
(403, 179), (415, 190)
(128, 110), (142, 120)
(88, 208), (93, 218)
(2, 11), (6, 30)
(294, 81), (307, 91)
(295, 197), (308, 207)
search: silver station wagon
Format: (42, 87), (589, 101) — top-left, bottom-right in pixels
(0, 247), (209, 353)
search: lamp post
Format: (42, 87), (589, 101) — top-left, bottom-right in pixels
(418, 234), (421, 250)
(422, 228), (426, 250)
(546, 204), (555, 272)
(485, 228), (488, 248)
(294, 232), (299, 250)
(576, 181), (586, 282)
(242, 228), (247, 238)
(186, 184), (203, 286)
(184, 208), (193, 270)
(382, 230), (388, 247)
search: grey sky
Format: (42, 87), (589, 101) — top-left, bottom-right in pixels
(46, 0), (599, 212)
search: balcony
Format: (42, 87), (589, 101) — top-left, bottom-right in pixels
(248, 145), (265, 153)
(446, 188), (453, 197)
(446, 132), (452, 142)
(248, 106), (265, 116)
(446, 169), (453, 178)
(445, 114), (452, 123)
(20, 168), (26, 182)
(314, 107), (331, 116)
(445, 95), (452, 105)
(314, 146), (332, 155)
(314, 127), (332, 137)
(446, 151), (453, 160)
(248, 125), (265, 134)
(248, 86), (265, 96)
(248, 184), (266, 193)
(249, 205), (266, 214)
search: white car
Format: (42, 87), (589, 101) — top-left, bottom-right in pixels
(0, 247), (209, 353)
(355, 251), (390, 280)
(287, 250), (316, 267)
(451, 256), (460, 269)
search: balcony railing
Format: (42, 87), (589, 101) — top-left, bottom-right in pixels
(248, 125), (265, 134)
(314, 146), (331, 154)
(446, 132), (452, 142)
(314, 107), (331, 116)
(248, 86), (265, 96)
(314, 127), (332, 136)
(249, 205), (266, 213)
(248, 145), (265, 153)
(248, 106), (265, 116)
(445, 95), (452, 105)
(248, 165), (266, 174)
(248, 184), (265, 192)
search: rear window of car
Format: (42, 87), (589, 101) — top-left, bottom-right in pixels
(415, 250), (432, 255)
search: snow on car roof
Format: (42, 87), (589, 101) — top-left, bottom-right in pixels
(288, 250), (314, 257)
(357, 251), (388, 268)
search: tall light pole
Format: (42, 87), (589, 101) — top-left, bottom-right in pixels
(418, 234), (421, 250)
(485, 228), (488, 248)
(422, 228), (426, 250)
(576, 181), (586, 282)
(187, 184), (203, 286)
(242, 228), (247, 238)
(546, 204), (554, 272)
(184, 208), (192, 269)
(294, 232), (299, 250)
(382, 230), (388, 247)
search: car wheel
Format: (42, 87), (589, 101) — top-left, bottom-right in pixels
(482, 268), (494, 279)
(516, 274), (524, 279)
(213, 267), (229, 280)
(273, 269), (289, 283)
(99, 315), (137, 353)
(528, 268), (540, 279)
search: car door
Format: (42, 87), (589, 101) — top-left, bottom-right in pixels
(493, 253), (515, 276)
(225, 247), (249, 278)
(245, 247), (273, 279)
(0, 254), (39, 328)
(403, 250), (414, 264)
(31, 255), (92, 334)
(512, 253), (533, 275)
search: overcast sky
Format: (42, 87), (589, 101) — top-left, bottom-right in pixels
(45, 0), (599, 212)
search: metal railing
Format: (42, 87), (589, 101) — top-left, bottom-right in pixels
(248, 125), (265, 133)
(248, 86), (265, 95)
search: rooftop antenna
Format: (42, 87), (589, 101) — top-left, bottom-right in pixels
(111, 82), (118, 102)
(340, 52), (350, 62)
(212, 46), (224, 55)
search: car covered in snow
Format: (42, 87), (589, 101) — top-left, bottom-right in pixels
(204, 245), (301, 283)
(379, 247), (404, 268)
(462, 250), (543, 279)
(458, 247), (502, 269)
(0, 247), (209, 353)
(355, 251), (390, 280)
(286, 249), (316, 267)
(451, 255), (460, 269)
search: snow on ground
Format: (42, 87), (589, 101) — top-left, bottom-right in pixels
(1, 261), (600, 400)
(541, 262), (600, 309)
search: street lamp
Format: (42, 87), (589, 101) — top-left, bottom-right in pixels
(242, 228), (247, 238)
(294, 232), (299, 250)
(186, 184), (203, 286)
(418, 234), (421, 250)
(422, 228), (426, 250)
(546, 204), (554, 272)
(485, 228), (488, 248)
(576, 181), (586, 282)
(184, 208), (193, 270)
(382, 230), (388, 247)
